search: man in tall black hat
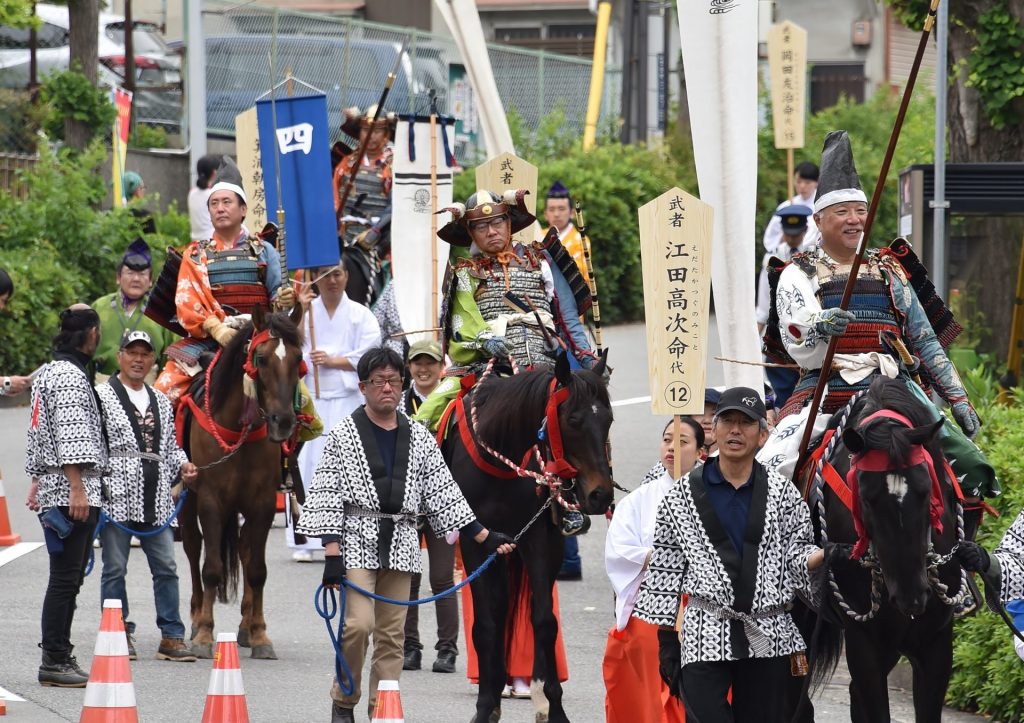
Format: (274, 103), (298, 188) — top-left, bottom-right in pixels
(91, 239), (176, 383)
(759, 131), (998, 521)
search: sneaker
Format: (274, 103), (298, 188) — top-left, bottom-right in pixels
(292, 549), (315, 563)
(403, 647), (422, 671)
(125, 631), (137, 661)
(501, 684), (512, 698)
(556, 567), (582, 581)
(510, 677), (531, 698)
(432, 648), (457, 673)
(156, 637), (197, 662)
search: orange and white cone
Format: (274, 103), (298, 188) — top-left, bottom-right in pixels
(201, 633), (249, 723)
(0, 474), (22, 546)
(371, 680), (404, 723)
(80, 599), (138, 723)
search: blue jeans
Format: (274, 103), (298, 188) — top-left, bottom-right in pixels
(99, 523), (185, 639)
(560, 535), (581, 576)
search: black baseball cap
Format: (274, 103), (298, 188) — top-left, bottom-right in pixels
(715, 387), (767, 421)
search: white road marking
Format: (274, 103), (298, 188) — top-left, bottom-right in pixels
(0, 542), (44, 568)
(0, 685), (26, 702)
(611, 395), (651, 408)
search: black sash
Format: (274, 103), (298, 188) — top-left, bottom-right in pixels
(350, 407), (412, 568)
(109, 375), (162, 525)
(688, 461), (770, 659)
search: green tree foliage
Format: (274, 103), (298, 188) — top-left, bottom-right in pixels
(38, 64), (117, 145)
(0, 141), (186, 374)
(0, 0), (37, 28)
(945, 377), (1024, 722)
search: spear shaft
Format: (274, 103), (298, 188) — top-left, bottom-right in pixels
(794, 0), (942, 477)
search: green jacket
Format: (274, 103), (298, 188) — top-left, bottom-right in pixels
(91, 292), (179, 377)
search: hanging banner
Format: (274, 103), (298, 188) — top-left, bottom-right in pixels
(475, 152), (539, 246)
(391, 116), (456, 342)
(255, 93), (338, 271)
(234, 107), (267, 237)
(675, 0), (762, 391)
(448, 63), (479, 158)
(767, 21), (808, 150)
(111, 86), (133, 207)
(638, 187), (714, 415)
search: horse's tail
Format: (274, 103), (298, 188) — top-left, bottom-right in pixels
(806, 604), (843, 692)
(217, 512), (240, 604)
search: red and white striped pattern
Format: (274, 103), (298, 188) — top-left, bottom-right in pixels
(201, 633), (248, 723)
(80, 599), (138, 723)
(372, 680), (404, 723)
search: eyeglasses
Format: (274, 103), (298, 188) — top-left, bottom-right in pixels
(468, 216), (508, 232)
(363, 377), (401, 389)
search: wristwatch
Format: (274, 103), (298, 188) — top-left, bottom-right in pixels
(1, 377), (10, 395)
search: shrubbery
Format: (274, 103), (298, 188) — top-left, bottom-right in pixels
(0, 141), (185, 374)
(947, 379), (1024, 722)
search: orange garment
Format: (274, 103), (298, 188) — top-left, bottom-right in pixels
(332, 151), (393, 212)
(545, 224), (590, 285)
(460, 566), (568, 683)
(603, 618), (686, 723)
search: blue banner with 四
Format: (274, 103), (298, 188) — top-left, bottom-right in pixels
(255, 94), (338, 271)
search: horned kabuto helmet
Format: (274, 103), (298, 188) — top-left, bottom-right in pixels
(340, 104), (398, 141)
(437, 189), (536, 247)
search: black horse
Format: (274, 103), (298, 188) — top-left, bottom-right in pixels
(442, 351), (613, 723)
(804, 376), (962, 722)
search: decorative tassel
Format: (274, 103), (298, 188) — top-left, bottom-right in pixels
(241, 375), (259, 425)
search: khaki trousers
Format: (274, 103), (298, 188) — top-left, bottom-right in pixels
(331, 568), (412, 714)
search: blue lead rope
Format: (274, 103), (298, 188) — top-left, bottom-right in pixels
(314, 550), (499, 696)
(83, 489), (189, 576)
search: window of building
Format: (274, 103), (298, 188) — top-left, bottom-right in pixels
(495, 26), (541, 43)
(809, 62), (866, 112)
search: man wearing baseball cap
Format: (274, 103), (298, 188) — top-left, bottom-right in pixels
(633, 387), (838, 722)
(95, 330), (199, 662)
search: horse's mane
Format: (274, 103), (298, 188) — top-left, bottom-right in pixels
(473, 367), (610, 448)
(208, 311), (302, 415)
(857, 377), (945, 469)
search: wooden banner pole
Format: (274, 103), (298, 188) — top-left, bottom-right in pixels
(430, 95), (440, 340)
(306, 269), (320, 399)
(787, 148), (795, 200)
(672, 415), (683, 480)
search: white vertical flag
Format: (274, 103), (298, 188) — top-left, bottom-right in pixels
(675, 0), (763, 392)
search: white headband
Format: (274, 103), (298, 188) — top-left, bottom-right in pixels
(209, 181), (247, 206)
(813, 188), (867, 213)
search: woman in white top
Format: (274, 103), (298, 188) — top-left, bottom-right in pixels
(187, 155), (220, 241)
(603, 417), (705, 723)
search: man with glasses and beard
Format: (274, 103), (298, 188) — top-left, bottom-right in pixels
(297, 347), (516, 723)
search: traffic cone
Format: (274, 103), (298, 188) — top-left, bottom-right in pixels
(0, 475), (22, 546)
(201, 633), (248, 723)
(371, 680), (404, 723)
(80, 599), (138, 723)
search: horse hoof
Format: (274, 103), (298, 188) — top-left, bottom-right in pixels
(236, 628), (251, 648)
(535, 715), (548, 723)
(250, 644), (277, 660)
(191, 642), (214, 659)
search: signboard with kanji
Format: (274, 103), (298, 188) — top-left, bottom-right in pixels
(235, 107), (267, 237)
(475, 152), (539, 245)
(767, 21), (808, 150)
(638, 187), (713, 415)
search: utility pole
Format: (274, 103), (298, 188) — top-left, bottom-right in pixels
(619, 0), (635, 144)
(931, 0), (949, 299)
(185, 0), (206, 185)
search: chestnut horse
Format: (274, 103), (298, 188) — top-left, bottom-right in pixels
(180, 305), (305, 659)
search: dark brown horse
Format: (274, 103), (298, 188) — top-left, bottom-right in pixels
(442, 351), (613, 723)
(180, 304), (305, 659)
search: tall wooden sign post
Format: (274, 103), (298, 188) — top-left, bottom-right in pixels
(638, 188), (714, 479)
(767, 21), (808, 200)
(234, 107), (268, 237)
(476, 152), (539, 245)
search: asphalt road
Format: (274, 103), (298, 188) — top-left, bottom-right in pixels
(0, 321), (984, 722)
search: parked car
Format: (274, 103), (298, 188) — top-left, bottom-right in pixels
(203, 34), (447, 138)
(0, 3), (182, 129)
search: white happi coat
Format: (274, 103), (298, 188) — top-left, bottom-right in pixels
(96, 377), (188, 525)
(25, 358), (108, 510)
(605, 462), (678, 631)
(632, 461), (818, 664)
(296, 407), (475, 572)
(993, 509), (1024, 605)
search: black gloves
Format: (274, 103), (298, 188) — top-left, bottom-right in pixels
(657, 628), (682, 698)
(824, 542), (856, 568)
(323, 555), (346, 588)
(955, 541), (991, 573)
(481, 530), (515, 555)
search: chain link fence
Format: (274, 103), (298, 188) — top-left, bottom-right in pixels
(200, 2), (621, 161)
